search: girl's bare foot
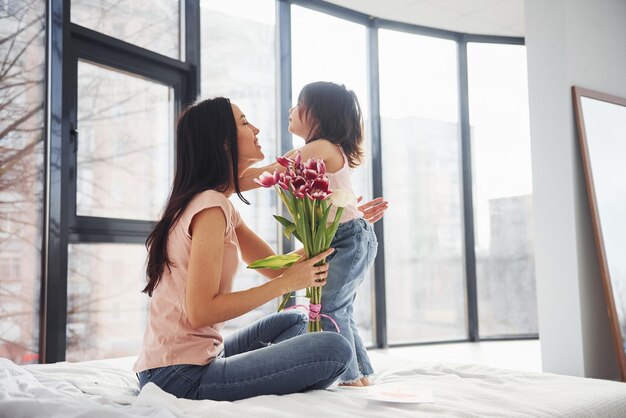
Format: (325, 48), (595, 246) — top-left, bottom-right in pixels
(339, 380), (364, 387)
(359, 376), (370, 386)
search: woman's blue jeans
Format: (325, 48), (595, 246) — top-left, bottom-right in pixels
(321, 218), (378, 383)
(137, 310), (352, 401)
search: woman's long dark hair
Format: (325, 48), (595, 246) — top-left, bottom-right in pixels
(298, 81), (364, 168)
(143, 97), (248, 296)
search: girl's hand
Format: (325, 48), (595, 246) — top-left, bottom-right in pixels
(278, 248), (335, 292)
(357, 196), (388, 224)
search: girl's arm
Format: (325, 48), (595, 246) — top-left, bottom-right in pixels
(239, 149), (299, 192)
(297, 139), (343, 172)
(186, 207), (331, 328)
(239, 161), (283, 192)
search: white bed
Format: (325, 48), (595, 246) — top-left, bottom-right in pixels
(1, 351), (625, 417)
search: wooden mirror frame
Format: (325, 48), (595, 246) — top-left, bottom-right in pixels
(572, 86), (626, 381)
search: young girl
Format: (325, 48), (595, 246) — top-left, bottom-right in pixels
(134, 97), (352, 401)
(292, 81), (380, 387)
(245, 82), (385, 386)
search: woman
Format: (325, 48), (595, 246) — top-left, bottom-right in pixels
(134, 97), (386, 401)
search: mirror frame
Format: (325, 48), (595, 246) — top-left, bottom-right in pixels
(572, 85), (626, 381)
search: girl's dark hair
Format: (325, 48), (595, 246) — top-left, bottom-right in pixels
(143, 97), (248, 296)
(298, 81), (364, 168)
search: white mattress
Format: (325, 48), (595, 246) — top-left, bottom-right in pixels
(1, 352), (626, 417)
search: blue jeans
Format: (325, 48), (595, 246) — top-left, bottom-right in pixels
(321, 218), (378, 383)
(137, 310), (352, 401)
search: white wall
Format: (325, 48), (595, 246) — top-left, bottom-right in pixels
(525, 0), (626, 379)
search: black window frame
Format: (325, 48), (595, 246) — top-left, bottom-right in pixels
(41, 0), (535, 364)
(282, 0), (536, 348)
(43, 0), (200, 363)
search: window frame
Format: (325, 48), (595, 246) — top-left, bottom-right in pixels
(43, 0), (200, 363)
(41, 0), (534, 364)
(283, 0), (534, 348)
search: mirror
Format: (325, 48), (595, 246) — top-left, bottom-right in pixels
(573, 86), (626, 381)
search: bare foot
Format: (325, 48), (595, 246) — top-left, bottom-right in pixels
(359, 377), (370, 386)
(339, 380), (364, 387)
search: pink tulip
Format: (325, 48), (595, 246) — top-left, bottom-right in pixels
(316, 160), (326, 175)
(306, 178), (331, 200)
(311, 178), (330, 193)
(308, 190), (330, 200)
(304, 169), (318, 181)
(303, 158), (326, 174)
(292, 185), (307, 199)
(304, 158), (317, 170)
(277, 180), (290, 191)
(276, 156), (292, 168)
(291, 176), (306, 189)
(254, 171), (280, 188)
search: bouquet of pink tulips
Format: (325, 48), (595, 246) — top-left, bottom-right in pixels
(248, 154), (354, 332)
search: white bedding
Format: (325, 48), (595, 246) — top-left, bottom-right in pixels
(1, 352), (626, 418)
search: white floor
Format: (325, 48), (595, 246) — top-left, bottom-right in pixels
(373, 339), (542, 373)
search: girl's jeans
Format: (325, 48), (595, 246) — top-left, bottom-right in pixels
(321, 218), (378, 383)
(137, 310), (352, 401)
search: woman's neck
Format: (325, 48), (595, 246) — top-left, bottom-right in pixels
(222, 168), (249, 198)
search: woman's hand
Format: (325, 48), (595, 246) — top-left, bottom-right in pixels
(357, 196), (388, 224)
(278, 248), (335, 293)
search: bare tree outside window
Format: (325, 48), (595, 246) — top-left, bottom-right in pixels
(66, 244), (149, 361)
(0, 0), (46, 364)
(67, 0), (180, 361)
(66, 60), (174, 361)
(2, 0), (177, 362)
(71, 0), (180, 59)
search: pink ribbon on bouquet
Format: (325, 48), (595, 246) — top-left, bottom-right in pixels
(284, 303), (341, 333)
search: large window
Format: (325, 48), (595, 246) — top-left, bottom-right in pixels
(66, 244), (148, 361)
(200, 0), (279, 334)
(291, 5), (374, 345)
(65, 60), (176, 360)
(379, 30), (466, 344)
(71, 0), (181, 59)
(0, 0), (45, 364)
(4, 1), (536, 363)
(38, 0), (188, 363)
(76, 61), (173, 221)
(467, 42), (537, 337)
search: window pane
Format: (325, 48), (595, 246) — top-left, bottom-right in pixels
(0, 0), (45, 365)
(200, 0), (279, 334)
(76, 60), (173, 221)
(291, 5), (374, 345)
(71, 0), (180, 59)
(379, 29), (466, 344)
(67, 244), (148, 361)
(467, 43), (537, 337)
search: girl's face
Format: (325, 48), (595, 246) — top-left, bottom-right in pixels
(288, 103), (308, 138)
(231, 104), (263, 171)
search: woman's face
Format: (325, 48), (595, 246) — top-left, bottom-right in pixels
(231, 104), (263, 171)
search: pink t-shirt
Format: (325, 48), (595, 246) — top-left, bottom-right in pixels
(134, 190), (242, 373)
